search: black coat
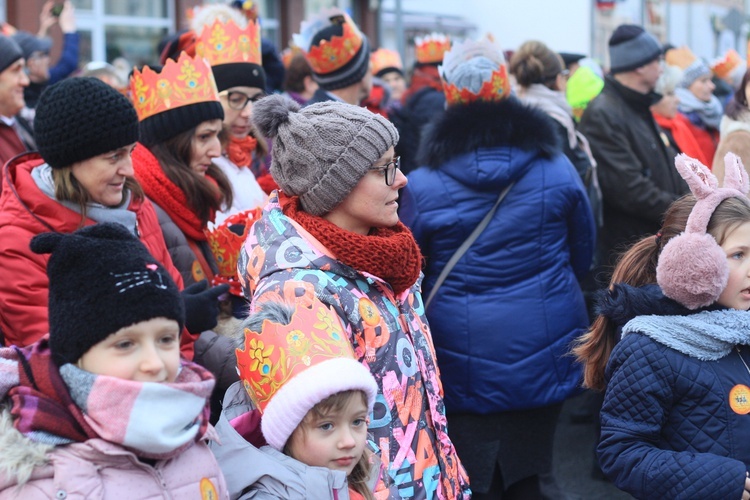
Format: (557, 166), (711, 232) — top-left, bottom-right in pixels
(579, 76), (688, 278)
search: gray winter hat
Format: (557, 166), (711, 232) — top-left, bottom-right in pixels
(608, 24), (662, 74)
(252, 94), (399, 216)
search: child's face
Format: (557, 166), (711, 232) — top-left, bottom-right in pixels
(78, 317), (181, 382)
(286, 393), (369, 475)
(718, 221), (750, 310)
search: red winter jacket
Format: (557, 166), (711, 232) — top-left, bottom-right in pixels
(0, 154), (196, 358)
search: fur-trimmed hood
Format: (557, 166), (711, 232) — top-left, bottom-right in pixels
(0, 406), (52, 491)
(417, 97), (561, 168)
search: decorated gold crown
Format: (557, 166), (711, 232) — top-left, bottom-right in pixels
(236, 299), (357, 413)
(293, 10), (364, 75)
(196, 18), (261, 67)
(415, 33), (451, 64)
(130, 52), (220, 122)
(205, 208), (263, 297)
(370, 48), (403, 75)
(665, 46), (697, 71)
(711, 49), (742, 79)
(440, 37), (511, 106)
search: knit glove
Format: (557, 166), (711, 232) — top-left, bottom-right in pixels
(181, 280), (230, 334)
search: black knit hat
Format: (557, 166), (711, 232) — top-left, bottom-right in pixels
(138, 100), (224, 147)
(30, 223), (185, 367)
(608, 24), (662, 74)
(34, 77), (140, 169)
(212, 62), (267, 92)
(307, 23), (370, 91)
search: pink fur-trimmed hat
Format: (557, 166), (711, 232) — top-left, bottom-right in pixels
(656, 153), (750, 309)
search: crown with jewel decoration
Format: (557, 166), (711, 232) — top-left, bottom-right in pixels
(293, 10), (364, 75)
(440, 37), (511, 106)
(711, 49), (743, 80)
(236, 298), (358, 413)
(129, 52), (220, 122)
(415, 33), (451, 64)
(196, 18), (261, 67)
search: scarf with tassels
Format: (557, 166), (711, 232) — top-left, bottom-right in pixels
(226, 135), (258, 169)
(0, 339), (215, 459)
(132, 143), (216, 242)
(281, 193), (423, 296)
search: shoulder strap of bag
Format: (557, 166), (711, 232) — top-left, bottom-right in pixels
(424, 181), (515, 309)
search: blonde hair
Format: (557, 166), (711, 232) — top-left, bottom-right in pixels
(283, 390), (375, 500)
(52, 167), (143, 225)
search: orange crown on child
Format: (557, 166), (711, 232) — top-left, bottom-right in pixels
(370, 48), (403, 75)
(205, 208), (263, 297)
(711, 49), (742, 79)
(442, 65), (512, 106)
(415, 33), (451, 64)
(303, 17), (363, 75)
(196, 18), (262, 67)
(130, 52), (220, 122)
(440, 37), (511, 106)
(236, 299), (356, 413)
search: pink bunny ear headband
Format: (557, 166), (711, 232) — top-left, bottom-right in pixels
(656, 153), (750, 309)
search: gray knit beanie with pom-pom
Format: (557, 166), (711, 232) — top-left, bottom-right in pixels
(252, 94), (398, 216)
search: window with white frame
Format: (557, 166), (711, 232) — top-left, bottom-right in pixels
(71, 0), (173, 67)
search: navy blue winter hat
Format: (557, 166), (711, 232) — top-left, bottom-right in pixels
(30, 223), (185, 367)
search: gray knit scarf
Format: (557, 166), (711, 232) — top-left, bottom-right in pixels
(675, 87), (723, 130)
(622, 309), (750, 361)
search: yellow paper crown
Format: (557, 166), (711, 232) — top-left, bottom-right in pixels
(236, 299), (356, 413)
(415, 33), (451, 64)
(711, 49), (742, 79)
(370, 48), (403, 75)
(665, 46), (697, 71)
(130, 52), (220, 122)
(303, 17), (363, 75)
(196, 18), (261, 67)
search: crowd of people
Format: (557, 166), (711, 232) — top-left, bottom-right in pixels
(1, 1), (750, 499)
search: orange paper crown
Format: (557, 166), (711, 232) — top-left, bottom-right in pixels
(443, 66), (511, 106)
(130, 52), (220, 122)
(236, 299), (356, 412)
(281, 44), (304, 68)
(303, 18), (363, 75)
(205, 208), (263, 297)
(665, 46), (697, 71)
(370, 48), (403, 75)
(415, 33), (451, 64)
(711, 49), (742, 79)
(196, 18), (261, 67)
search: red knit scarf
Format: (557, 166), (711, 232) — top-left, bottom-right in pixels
(653, 112), (711, 166)
(132, 143), (215, 241)
(281, 194), (423, 296)
(226, 135), (258, 168)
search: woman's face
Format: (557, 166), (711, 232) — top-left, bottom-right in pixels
(323, 147), (406, 235)
(688, 74), (716, 103)
(70, 143), (137, 207)
(78, 317), (181, 382)
(652, 91), (680, 119)
(190, 119), (223, 176)
(220, 86), (264, 139)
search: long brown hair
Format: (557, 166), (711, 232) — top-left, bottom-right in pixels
(53, 167), (144, 226)
(284, 390), (375, 500)
(573, 194), (750, 390)
(147, 124), (233, 223)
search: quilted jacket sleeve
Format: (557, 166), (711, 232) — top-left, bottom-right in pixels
(598, 333), (746, 500)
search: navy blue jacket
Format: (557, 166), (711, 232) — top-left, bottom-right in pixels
(599, 285), (750, 500)
(400, 98), (595, 414)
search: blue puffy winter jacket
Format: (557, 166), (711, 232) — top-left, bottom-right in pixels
(400, 98), (595, 413)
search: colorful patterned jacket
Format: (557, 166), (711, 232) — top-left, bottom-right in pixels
(238, 193), (471, 499)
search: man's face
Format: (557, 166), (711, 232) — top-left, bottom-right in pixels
(640, 58), (663, 92)
(0, 59), (29, 116)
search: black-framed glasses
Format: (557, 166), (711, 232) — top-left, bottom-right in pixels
(369, 156), (401, 186)
(219, 90), (265, 110)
